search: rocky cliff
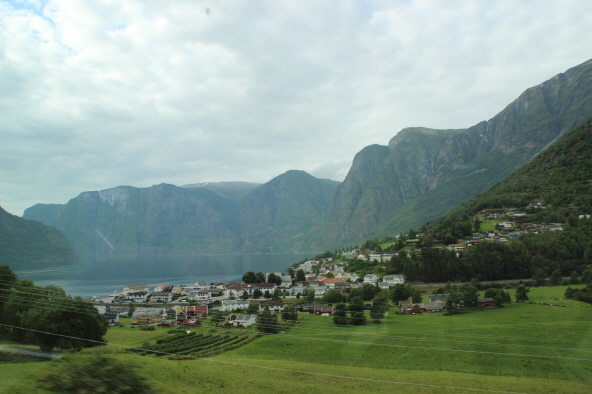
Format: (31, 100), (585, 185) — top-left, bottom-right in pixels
(301, 58), (592, 250)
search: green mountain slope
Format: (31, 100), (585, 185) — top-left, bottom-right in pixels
(238, 170), (340, 253)
(0, 206), (79, 266)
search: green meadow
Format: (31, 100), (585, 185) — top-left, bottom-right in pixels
(2, 286), (592, 393)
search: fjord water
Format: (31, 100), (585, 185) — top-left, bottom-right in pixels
(13, 254), (307, 298)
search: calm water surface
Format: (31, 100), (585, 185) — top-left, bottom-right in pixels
(13, 254), (308, 298)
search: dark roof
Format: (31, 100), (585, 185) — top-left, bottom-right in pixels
(478, 297), (495, 302)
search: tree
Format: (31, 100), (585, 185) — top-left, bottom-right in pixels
(253, 288), (263, 299)
(369, 296), (388, 323)
(267, 273), (278, 284)
(569, 271), (580, 285)
(287, 267), (295, 279)
(21, 296), (107, 353)
(242, 271), (256, 283)
(210, 311), (225, 327)
(515, 284), (530, 302)
(321, 290), (343, 304)
(3, 281), (107, 353)
(581, 268), (592, 284)
(333, 303), (349, 325)
(271, 288), (282, 301)
(304, 289), (315, 303)
(257, 306), (279, 334)
(411, 288), (423, 304)
(281, 305), (298, 322)
(473, 218), (481, 232)
(349, 296), (365, 313)
(38, 355), (153, 393)
(445, 292), (461, 313)
(263, 290), (271, 299)
(255, 272), (266, 283)
(549, 269), (562, 286)
(532, 269), (546, 287)
(296, 269), (306, 282)
(361, 283), (381, 301)
(459, 285), (478, 307)
(0, 265), (17, 324)
(484, 288), (498, 299)
(240, 290), (249, 300)
(350, 311), (366, 325)
(494, 289), (511, 307)
(246, 303), (258, 315)
(390, 284), (411, 304)
(127, 303), (136, 318)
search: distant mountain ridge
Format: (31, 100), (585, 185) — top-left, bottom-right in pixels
(21, 58), (592, 259)
(181, 181), (261, 203)
(24, 171), (340, 259)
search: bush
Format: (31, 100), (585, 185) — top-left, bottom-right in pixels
(38, 355), (153, 393)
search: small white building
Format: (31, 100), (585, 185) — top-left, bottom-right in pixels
(228, 314), (256, 327)
(219, 299), (250, 312)
(383, 275), (405, 285)
(363, 274), (380, 284)
(123, 284), (149, 295)
(151, 292), (173, 303)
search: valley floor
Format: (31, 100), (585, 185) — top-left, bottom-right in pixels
(2, 286), (592, 393)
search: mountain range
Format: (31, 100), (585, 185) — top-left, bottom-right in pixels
(19, 58), (592, 261)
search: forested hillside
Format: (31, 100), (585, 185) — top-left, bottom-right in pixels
(0, 206), (79, 266)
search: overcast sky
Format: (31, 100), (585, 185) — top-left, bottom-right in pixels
(1, 0), (591, 216)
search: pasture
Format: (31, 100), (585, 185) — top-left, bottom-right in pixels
(2, 286), (592, 393)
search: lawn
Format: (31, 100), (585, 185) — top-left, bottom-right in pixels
(3, 287), (592, 393)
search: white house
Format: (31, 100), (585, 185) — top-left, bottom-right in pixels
(224, 283), (276, 299)
(363, 274), (380, 284)
(123, 284), (149, 295)
(219, 299), (250, 312)
(151, 292), (173, 303)
(228, 314), (256, 327)
(383, 275), (405, 285)
(127, 291), (150, 303)
(291, 281), (327, 295)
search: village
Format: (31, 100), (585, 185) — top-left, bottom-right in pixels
(90, 204), (579, 328)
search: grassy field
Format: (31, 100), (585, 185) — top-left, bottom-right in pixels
(2, 286), (592, 393)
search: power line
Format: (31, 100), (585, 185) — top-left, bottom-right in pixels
(0, 323), (531, 394)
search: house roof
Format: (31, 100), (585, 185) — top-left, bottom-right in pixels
(181, 306), (208, 315)
(314, 305), (334, 313)
(478, 297), (495, 302)
(260, 300), (284, 307)
(319, 278), (345, 283)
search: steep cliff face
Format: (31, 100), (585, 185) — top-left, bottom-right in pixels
(303, 58), (592, 250)
(0, 206), (79, 266)
(49, 184), (241, 260)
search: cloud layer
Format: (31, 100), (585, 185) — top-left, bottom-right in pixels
(1, 0), (591, 215)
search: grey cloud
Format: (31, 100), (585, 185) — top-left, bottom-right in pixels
(1, 0), (591, 215)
